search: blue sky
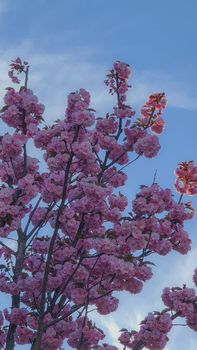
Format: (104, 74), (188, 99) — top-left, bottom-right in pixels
(0, 0), (197, 349)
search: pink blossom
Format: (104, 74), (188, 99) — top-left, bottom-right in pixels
(134, 134), (161, 158)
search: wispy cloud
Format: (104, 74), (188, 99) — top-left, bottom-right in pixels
(99, 317), (120, 347)
(1, 41), (197, 126)
(0, 43), (112, 120)
(130, 70), (197, 111)
(90, 304), (145, 347)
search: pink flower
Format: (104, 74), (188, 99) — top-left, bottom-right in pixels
(151, 117), (165, 134)
(174, 161), (197, 195)
(134, 134), (160, 158)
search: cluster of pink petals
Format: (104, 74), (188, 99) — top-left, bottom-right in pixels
(174, 160), (197, 195)
(137, 92), (167, 134)
(105, 61), (135, 119)
(1, 87), (44, 136)
(162, 285), (197, 331)
(8, 57), (25, 84)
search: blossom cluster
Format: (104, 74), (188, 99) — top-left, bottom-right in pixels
(137, 92), (167, 134)
(8, 57), (27, 84)
(105, 61), (135, 119)
(1, 87), (44, 136)
(174, 160), (197, 195)
(162, 285), (197, 331)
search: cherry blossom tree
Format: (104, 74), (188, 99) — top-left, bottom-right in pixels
(0, 58), (196, 350)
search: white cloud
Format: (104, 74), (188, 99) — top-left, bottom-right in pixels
(1, 41), (197, 128)
(0, 43), (112, 121)
(130, 70), (197, 111)
(100, 318), (120, 347)
(166, 247), (197, 286)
